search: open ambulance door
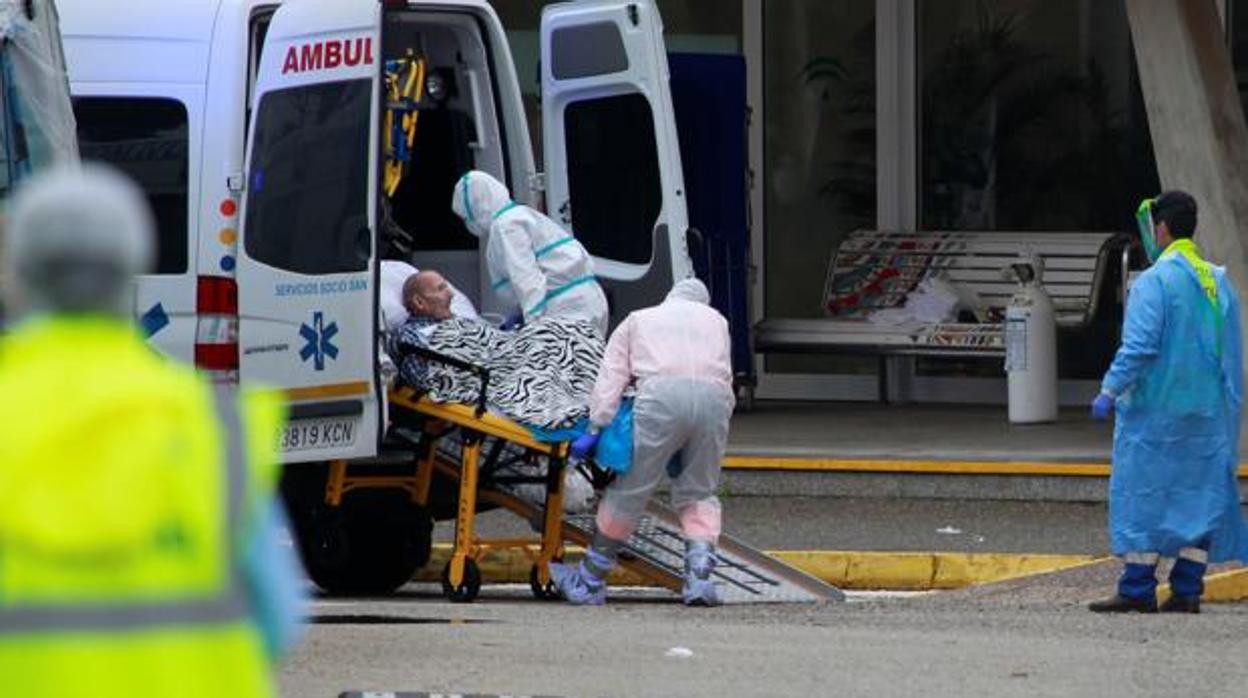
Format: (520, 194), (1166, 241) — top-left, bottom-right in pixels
(539, 0), (694, 324)
(238, 0), (382, 463)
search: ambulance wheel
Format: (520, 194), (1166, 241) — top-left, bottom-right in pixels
(441, 558), (482, 603)
(297, 492), (433, 596)
(529, 562), (561, 600)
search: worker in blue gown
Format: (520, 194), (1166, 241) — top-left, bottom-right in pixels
(1089, 190), (1248, 613)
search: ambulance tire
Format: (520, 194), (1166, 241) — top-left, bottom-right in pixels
(297, 491), (433, 596)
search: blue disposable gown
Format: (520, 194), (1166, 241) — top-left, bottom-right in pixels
(1102, 251), (1248, 561)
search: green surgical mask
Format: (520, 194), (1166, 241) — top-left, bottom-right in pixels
(1135, 198), (1162, 263)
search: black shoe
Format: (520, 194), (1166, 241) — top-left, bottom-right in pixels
(1159, 595), (1201, 614)
(1088, 595), (1158, 613)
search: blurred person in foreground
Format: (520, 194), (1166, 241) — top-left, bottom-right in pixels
(0, 164), (304, 696)
(1089, 190), (1248, 614)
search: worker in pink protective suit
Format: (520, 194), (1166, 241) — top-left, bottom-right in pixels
(549, 278), (734, 606)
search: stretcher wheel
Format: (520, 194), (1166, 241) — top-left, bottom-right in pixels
(441, 558), (482, 603)
(529, 562), (560, 600)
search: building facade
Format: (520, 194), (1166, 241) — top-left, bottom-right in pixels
(497, 0), (1246, 403)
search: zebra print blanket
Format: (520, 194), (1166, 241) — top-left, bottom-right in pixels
(398, 317), (604, 430)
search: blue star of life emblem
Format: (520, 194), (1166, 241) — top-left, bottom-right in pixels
(299, 311), (339, 371)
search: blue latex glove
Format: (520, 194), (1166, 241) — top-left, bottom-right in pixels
(570, 432), (600, 460)
(500, 311), (524, 331)
(1090, 393), (1114, 421)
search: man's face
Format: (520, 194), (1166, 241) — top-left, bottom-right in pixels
(412, 272), (453, 320)
(1155, 220), (1175, 250)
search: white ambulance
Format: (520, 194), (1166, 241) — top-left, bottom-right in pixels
(59, 0), (692, 592)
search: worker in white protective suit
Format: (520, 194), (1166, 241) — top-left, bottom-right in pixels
(549, 278), (735, 606)
(450, 170), (608, 336)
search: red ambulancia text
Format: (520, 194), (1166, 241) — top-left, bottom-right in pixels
(282, 37), (374, 75)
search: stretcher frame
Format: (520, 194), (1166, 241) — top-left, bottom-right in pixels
(322, 350), (846, 605)
(392, 388), (569, 601)
(321, 345), (570, 602)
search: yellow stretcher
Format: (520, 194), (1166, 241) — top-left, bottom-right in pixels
(317, 381), (845, 604)
(397, 388), (570, 601)
(321, 376), (572, 602)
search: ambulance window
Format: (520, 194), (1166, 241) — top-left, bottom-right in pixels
(563, 93), (659, 265)
(550, 22), (629, 79)
(245, 8), (276, 138)
(72, 97), (189, 275)
(245, 79), (371, 274)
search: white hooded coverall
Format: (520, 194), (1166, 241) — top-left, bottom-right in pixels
(451, 170), (608, 336)
(588, 278), (735, 544)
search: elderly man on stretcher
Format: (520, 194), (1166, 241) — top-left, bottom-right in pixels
(380, 262), (600, 511)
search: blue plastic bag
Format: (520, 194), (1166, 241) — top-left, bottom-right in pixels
(595, 398), (634, 474)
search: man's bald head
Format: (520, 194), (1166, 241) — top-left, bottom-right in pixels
(403, 270), (453, 320)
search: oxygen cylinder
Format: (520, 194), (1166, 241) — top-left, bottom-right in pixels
(1005, 281), (1058, 424)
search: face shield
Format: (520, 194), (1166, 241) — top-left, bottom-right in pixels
(1135, 198), (1162, 263)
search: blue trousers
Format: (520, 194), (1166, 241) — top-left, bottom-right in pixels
(1118, 557), (1207, 600)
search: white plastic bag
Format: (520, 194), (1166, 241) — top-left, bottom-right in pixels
(869, 275), (979, 326)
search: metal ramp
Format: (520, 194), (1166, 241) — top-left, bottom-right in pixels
(383, 417), (843, 604)
(470, 461), (845, 604)
(384, 361), (839, 602)
(569, 505), (845, 604)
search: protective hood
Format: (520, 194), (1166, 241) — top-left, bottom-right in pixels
(3, 163), (154, 318)
(666, 277), (710, 305)
(451, 170), (512, 238)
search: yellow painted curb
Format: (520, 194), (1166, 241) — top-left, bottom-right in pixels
(1158, 566), (1248, 604)
(416, 544), (1096, 591)
(721, 455), (1248, 479)
(769, 551), (1102, 590)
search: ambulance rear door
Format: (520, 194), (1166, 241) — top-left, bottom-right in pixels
(238, 0), (382, 463)
(539, 0), (693, 321)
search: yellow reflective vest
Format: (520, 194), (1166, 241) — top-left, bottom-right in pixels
(0, 316), (285, 698)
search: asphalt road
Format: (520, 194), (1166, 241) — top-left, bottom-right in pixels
(282, 497), (1248, 697)
(281, 583), (1248, 698)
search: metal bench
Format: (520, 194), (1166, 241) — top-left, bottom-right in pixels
(755, 230), (1126, 360)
